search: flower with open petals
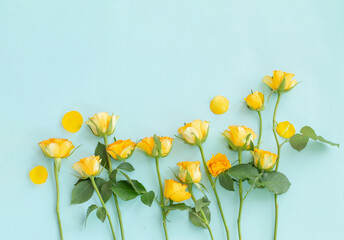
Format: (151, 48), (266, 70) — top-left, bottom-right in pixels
(177, 161), (202, 183)
(85, 112), (119, 137)
(39, 138), (74, 158)
(72, 156), (102, 178)
(263, 70), (297, 91)
(164, 179), (191, 202)
(107, 139), (136, 160)
(178, 120), (209, 144)
(137, 136), (173, 158)
(251, 149), (277, 171)
(223, 126), (257, 151)
(207, 153), (231, 177)
(244, 91), (264, 111)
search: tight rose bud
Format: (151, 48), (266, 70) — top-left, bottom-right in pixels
(107, 139), (136, 160)
(178, 120), (209, 144)
(137, 136), (174, 158)
(72, 156), (102, 178)
(207, 153), (231, 177)
(164, 179), (191, 202)
(244, 91), (264, 111)
(276, 121), (296, 139)
(85, 112), (119, 137)
(39, 138), (74, 158)
(223, 126), (257, 150)
(251, 149), (277, 171)
(263, 70), (297, 91)
(177, 161), (202, 183)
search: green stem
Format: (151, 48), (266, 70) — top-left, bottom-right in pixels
(90, 177), (117, 240)
(188, 185), (214, 240)
(272, 92), (281, 240)
(53, 158), (63, 240)
(103, 135), (125, 240)
(237, 150), (243, 240)
(155, 157), (169, 240)
(257, 111), (263, 148)
(198, 144), (230, 240)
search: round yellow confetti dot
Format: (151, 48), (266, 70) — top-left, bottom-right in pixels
(30, 166), (48, 184)
(210, 95), (229, 114)
(62, 111), (83, 133)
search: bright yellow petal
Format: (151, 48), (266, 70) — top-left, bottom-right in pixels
(62, 111), (83, 133)
(29, 166), (48, 184)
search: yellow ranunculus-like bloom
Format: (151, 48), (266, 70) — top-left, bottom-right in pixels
(177, 161), (202, 183)
(72, 156), (102, 178)
(85, 112), (119, 137)
(29, 166), (48, 184)
(223, 126), (257, 150)
(39, 138), (75, 158)
(137, 136), (174, 158)
(178, 120), (209, 144)
(251, 149), (277, 171)
(262, 70), (297, 91)
(207, 153), (231, 177)
(107, 139), (136, 160)
(164, 179), (191, 202)
(210, 95), (229, 114)
(244, 91), (264, 111)
(276, 121), (296, 139)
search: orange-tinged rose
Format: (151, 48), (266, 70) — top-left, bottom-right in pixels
(223, 126), (257, 150)
(39, 138), (74, 158)
(244, 91), (264, 111)
(178, 120), (209, 144)
(276, 121), (296, 139)
(137, 136), (174, 158)
(107, 139), (136, 160)
(72, 156), (102, 178)
(262, 70), (297, 91)
(85, 112), (119, 137)
(251, 149), (277, 171)
(177, 161), (202, 183)
(164, 179), (191, 202)
(207, 153), (231, 177)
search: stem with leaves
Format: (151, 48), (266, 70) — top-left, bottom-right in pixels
(197, 144), (230, 240)
(155, 157), (169, 240)
(237, 150), (243, 240)
(103, 135), (125, 240)
(53, 158), (63, 240)
(90, 177), (117, 240)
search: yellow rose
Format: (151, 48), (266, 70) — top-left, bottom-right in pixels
(177, 161), (202, 183)
(251, 149), (277, 171)
(137, 136), (174, 158)
(85, 112), (119, 137)
(178, 120), (209, 144)
(262, 70), (297, 91)
(244, 91), (264, 111)
(207, 153), (231, 177)
(39, 138), (74, 158)
(223, 126), (257, 150)
(276, 121), (296, 139)
(164, 179), (191, 202)
(72, 156), (102, 178)
(107, 139), (136, 160)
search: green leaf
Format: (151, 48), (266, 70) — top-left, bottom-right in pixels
(111, 180), (138, 201)
(95, 142), (109, 171)
(317, 136), (339, 147)
(96, 207), (106, 222)
(278, 76), (286, 91)
(117, 162), (135, 172)
(289, 134), (309, 151)
(195, 196), (210, 213)
(95, 177), (106, 190)
(164, 203), (190, 211)
(140, 191), (155, 207)
(227, 164), (259, 180)
(300, 126), (317, 140)
(188, 206), (211, 228)
(71, 180), (94, 204)
(260, 172), (291, 195)
(120, 171), (146, 194)
(101, 181), (113, 203)
(218, 172), (234, 191)
(85, 204), (98, 226)
(109, 169), (118, 183)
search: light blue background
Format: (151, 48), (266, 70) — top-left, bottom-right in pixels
(0, 1), (343, 240)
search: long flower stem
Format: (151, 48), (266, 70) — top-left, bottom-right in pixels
(90, 177), (117, 240)
(237, 150), (243, 240)
(257, 111), (263, 148)
(272, 92), (282, 240)
(53, 158), (63, 240)
(103, 135), (125, 240)
(155, 157), (169, 240)
(198, 144), (230, 240)
(188, 184), (214, 240)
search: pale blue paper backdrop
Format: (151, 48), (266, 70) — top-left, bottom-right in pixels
(0, 1), (343, 240)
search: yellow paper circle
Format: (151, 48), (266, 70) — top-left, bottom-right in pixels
(210, 95), (229, 114)
(30, 166), (48, 184)
(62, 111), (83, 133)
